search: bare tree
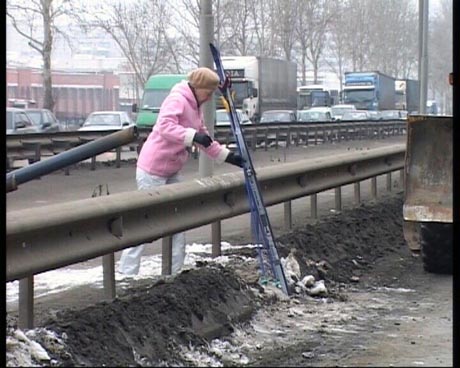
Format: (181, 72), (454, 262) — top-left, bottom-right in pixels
(365, 0), (418, 78)
(429, 0), (452, 114)
(72, 0), (177, 90)
(294, 0), (334, 83)
(7, 0), (72, 111)
(216, 0), (255, 55)
(325, 0), (349, 91)
(248, 0), (277, 56)
(271, 0), (297, 60)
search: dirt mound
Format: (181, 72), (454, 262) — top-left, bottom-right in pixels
(276, 191), (406, 286)
(35, 266), (255, 366)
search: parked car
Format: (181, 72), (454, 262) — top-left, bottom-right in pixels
(78, 111), (135, 131)
(215, 109), (251, 126)
(330, 104), (356, 121)
(25, 108), (61, 133)
(367, 110), (382, 121)
(341, 110), (371, 121)
(6, 107), (40, 135)
(380, 110), (408, 120)
(297, 108), (332, 123)
(260, 110), (297, 123)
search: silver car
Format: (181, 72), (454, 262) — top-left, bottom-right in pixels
(297, 109), (332, 123)
(25, 108), (61, 133)
(6, 108), (40, 135)
(215, 109), (251, 126)
(79, 111), (135, 131)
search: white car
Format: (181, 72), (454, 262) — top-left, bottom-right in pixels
(79, 111), (135, 131)
(330, 104), (357, 121)
(215, 109), (251, 126)
(297, 109), (332, 123)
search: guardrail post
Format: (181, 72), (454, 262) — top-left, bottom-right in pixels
(102, 254), (116, 299)
(354, 182), (361, 204)
(91, 156), (97, 170)
(161, 236), (173, 275)
(310, 194), (317, 219)
(295, 127), (300, 146)
(80, 138), (97, 170)
(22, 142), (41, 166)
(211, 221), (222, 257)
(335, 187), (342, 211)
(51, 139), (72, 175)
(115, 147), (122, 168)
(264, 128), (269, 151)
(399, 169), (404, 187)
(371, 177), (378, 198)
(386, 172), (392, 191)
(284, 201), (292, 230)
(18, 276), (34, 329)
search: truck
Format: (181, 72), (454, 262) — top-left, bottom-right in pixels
(132, 74), (187, 128)
(402, 115), (452, 274)
(216, 56), (297, 123)
(297, 84), (332, 110)
(395, 79), (420, 113)
(342, 71), (396, 111)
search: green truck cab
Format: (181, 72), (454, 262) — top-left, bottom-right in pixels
(133, 74), (187, 128)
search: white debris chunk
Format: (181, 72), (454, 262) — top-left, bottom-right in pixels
(281, 250), (301, 285)
(308, 280), (328, 296)
(29, 340), (50, 361)
(301, 275), (315, 287)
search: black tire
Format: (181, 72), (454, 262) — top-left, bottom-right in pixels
(420, 222), (453, 274)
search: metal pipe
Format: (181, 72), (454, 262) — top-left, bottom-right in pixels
(419, 0), (429, 114)
(6, 126), (138, 193)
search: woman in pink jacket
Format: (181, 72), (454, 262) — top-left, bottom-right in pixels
(119, 67), (243, 275)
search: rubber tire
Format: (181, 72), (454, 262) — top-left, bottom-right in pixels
(420, 222), (453, 274)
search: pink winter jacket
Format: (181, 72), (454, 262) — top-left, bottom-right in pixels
(137, 81), (230, 177)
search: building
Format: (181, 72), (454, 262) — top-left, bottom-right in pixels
(6, 67), (138, 123)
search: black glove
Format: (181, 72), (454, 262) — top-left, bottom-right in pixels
(225, 152), (245, 168)
(193, 132), (213, 148)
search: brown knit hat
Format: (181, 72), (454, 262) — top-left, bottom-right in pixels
(187, 67), (220, 90)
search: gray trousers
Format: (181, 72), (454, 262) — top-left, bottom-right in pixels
(118, 167), (186, 275)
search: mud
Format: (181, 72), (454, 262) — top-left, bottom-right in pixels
(7, 190), (451, 366)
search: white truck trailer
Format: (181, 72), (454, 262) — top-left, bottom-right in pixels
(216, 56), (298, 122)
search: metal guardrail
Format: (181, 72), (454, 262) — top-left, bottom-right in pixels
(7, 144), (405, 282)
(6, 121), (406, 166)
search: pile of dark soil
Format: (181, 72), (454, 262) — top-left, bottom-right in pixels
(37, 266), (256, 366)
(276, 191), (406, 286)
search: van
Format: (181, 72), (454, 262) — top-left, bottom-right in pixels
(132, 74), (186, 128)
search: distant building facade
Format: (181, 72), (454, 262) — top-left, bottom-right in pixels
(6, 67), (138, 122)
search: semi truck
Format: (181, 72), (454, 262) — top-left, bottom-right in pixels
(216, 56), (298, 122)
(395, 79), (420, 113)
(132, 74), (187, 128)
(342, 71), (396, 111)
(402, 72), (452, 274)
(403, 115), (452, 274)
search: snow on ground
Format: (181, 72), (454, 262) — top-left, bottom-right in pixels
(6, 242), (258, 304)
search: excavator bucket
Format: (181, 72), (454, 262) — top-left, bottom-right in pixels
(403, 115), (453, 251)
